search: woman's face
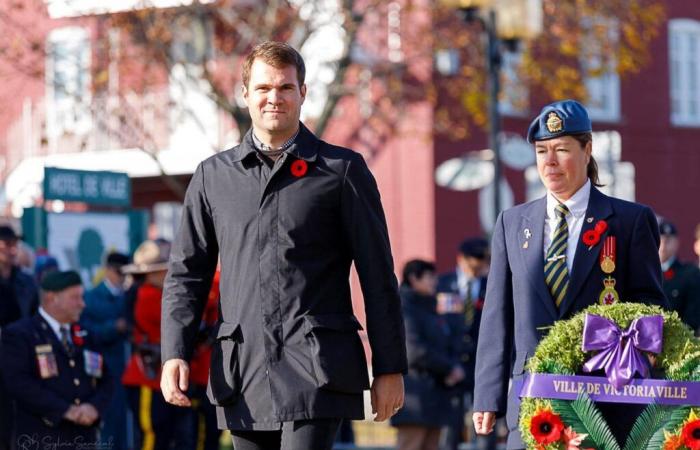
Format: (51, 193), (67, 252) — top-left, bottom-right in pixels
(535, 135), (591, 201)
(410, 271), (438, 296)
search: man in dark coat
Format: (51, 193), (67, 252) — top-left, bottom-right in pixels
(160, 41), (407, 450)
(437, 238), (495, 450)
(81, 252), (130, 450)
(0, 225), (39, 326)
(392, 259), (464, 450)
(658, 218), (700, 333)
(0, 225), (39, 449)
(472, 100), (668, 449)
(0, 270), (113, 448)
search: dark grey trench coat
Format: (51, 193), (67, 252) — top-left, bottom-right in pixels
(161, 123), (407, 430)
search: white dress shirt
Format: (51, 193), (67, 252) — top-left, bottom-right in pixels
(39, 306), (70, 342)
(543, 179), (591, 273)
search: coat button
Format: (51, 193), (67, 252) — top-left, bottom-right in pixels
(73, 378), (80, 386)
(74, 398), (81, 405)
(69, 360), (75, 367)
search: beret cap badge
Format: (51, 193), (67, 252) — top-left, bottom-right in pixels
(546, 111), (563, 133)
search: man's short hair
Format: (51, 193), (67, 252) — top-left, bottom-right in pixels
(401, 259), (436, 287)
(106, 252), (129, 269)
(458, 237), (489, 260)
(0, 225), (19, 242)
(242, 41), (306, 89)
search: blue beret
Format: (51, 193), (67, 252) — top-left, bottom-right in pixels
(41, 270), (82, 292)
(527, 99), (592, 143)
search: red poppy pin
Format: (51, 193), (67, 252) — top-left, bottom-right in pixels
(582, 230), (600, 247)
(664, 269), (675, 281)
(594, 220), (608, 234)
(290, 160), (308, 178)
(71, 324), (85, 347)
(582, 220), (608, 249)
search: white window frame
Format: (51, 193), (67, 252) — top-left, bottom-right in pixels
(581, 17), (621, 122)
(46, 27), (92, 140)
(669, 19), (700, 127)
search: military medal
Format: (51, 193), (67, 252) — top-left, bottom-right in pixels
(83, 350), (103, 378)
(599, 236), (616, 274)
(599, 277), (620, 305)
(35, 344), (59, 379)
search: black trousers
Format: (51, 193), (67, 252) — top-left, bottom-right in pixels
(230, 418), (341, 450)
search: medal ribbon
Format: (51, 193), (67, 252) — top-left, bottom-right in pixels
(599, 236), (616, 266)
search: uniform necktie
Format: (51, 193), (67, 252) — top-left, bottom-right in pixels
(60, 326), (74, 355)
(545, 203), (570, 307)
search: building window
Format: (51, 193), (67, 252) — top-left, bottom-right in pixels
(46, 27), (91, 138)
(581, 18), (620, 122)
(669, 19), (700, 126)
(499, 45), (528, 116)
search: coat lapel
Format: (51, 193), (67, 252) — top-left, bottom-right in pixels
(517, 197), (558, 320)
(558, 187), (613, 318)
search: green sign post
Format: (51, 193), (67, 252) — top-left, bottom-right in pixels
(43, 167), (131, 207)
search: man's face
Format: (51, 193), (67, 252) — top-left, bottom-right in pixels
(0, 238), (18, 267)
(659, 235), (679, 264)
(457, 254), (489, 278)
(106, 266), (126, 288)
(51, 285), (85, 324)
(535, 136), (591, 201)
(410, 271), (438, 296)
(243, 59), (306, 140)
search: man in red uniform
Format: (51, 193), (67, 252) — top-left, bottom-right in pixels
(122, 240), (191, 450)
(187, 270), (222, 450)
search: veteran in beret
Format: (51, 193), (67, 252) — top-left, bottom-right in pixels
(0, 271), (113, 446)
(657, 217), (700, 334)
(471, 99), (669, 448)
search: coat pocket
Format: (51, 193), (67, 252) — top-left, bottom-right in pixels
(304, 313), (370, 394)
(206, 321), (242, 406)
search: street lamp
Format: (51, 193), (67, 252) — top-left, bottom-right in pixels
(441, 0), (542, 226)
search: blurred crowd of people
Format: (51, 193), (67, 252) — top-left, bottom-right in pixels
(0, 229), (222, 450)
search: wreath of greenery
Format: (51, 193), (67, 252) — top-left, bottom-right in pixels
(519, 303), (700, 450)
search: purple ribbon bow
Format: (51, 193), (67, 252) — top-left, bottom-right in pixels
(581, 313), (663, 390)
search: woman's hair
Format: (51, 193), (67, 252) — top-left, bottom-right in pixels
(570, 132), (604, 187)
(401, 259), (436, 287)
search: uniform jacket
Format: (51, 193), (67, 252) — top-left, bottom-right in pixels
(162, 124), (407, 430)
(473, 186), (668, 449)
(437, 271), (487, 392)
(122, 283), (163, 390)
(0, 315), (113, 440)
(81, 281), (129, 376)
(390, 286), (456, 428)
(663, 259), (700, 332)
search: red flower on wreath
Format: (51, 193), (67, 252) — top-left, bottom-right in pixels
(582, 229), (600, 247)
(71, 324), (84, 347)
(290, 160), (308, 178)
(682, 419), (700, 450)
(530, 410), (565, 444)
